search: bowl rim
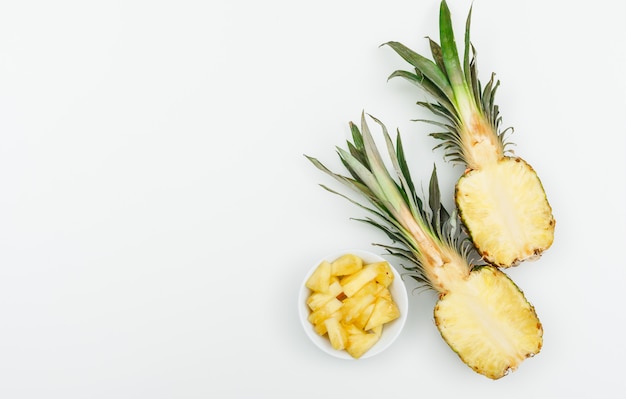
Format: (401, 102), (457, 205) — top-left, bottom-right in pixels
(298, 249), (409, 360)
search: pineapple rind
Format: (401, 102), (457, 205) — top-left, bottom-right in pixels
(434, 266), (543, 380)
(455, 157), (555, 267)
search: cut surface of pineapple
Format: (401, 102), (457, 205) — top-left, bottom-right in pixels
(434, 266), (542, 380)
(455, 157), (555, 267)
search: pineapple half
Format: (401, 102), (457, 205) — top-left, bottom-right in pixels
(383, 0), (554, 267)
(306, 113), (542, 379)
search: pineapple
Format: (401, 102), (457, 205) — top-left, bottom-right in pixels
(383, 0), (554, 267)
(331, 253), (363, 276)
(306, 113), (542, 379)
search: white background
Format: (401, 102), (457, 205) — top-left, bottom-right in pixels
(0, 0), (624, 397)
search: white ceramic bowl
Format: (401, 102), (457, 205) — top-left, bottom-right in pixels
(298, 249), (409, 359)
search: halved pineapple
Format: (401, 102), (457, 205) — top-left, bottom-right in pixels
(456, 157), (555, 266)
(435, 266), (542, 379)
(384, 0), (555, 267)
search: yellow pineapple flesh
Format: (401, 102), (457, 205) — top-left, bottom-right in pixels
(434, 266), (542, 379)
(456, 157), (555, 267)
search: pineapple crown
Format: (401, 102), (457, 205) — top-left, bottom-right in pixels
(306, 113), (482, 290)
(383, 0), (514, 166)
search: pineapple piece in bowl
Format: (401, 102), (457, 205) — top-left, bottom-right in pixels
(298, 250), (408, 359)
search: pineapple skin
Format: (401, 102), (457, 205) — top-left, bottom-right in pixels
(434, 266), (543, 380)
(455, 156), (555, 267)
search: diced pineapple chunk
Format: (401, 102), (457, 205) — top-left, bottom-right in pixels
(340, 263), (379, 297)
(306, 280), (344, 311)
(340, 261), (395, 297)
(331, 254), (363, 276)
(351, 280), (379, 298)
(328, 280), (343, 297)
(313, 318), (329, 336)
(325, 317), (348, 350)
(307, 292), (336, 311)
(365, 297), (400, 331)
(306, 260), (332, 293)
(343, 323), (363, 335)
(308, 297), (343, 327)
(376, 286), (392, 302)
(342, 293), (376, 323)
(345, 329), (381, 359)
(370, 324), (383, 338)
(353, 303), (375, 330)
(372, 261), (394, 287)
